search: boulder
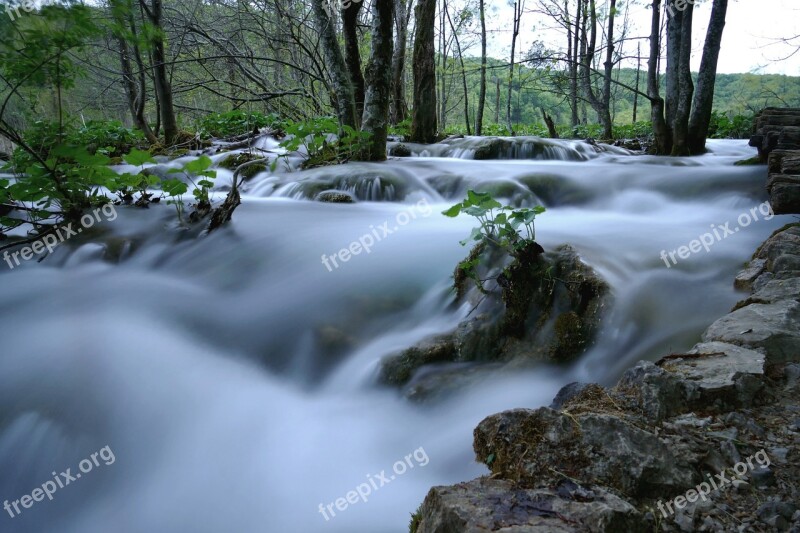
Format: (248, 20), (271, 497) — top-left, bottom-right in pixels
(414, 478), (647, 533)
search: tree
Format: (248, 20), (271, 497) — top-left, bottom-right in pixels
(312, 0), (357, 130)
(669, 4), (694, 155)
(648, 0), (671, 154)
(141, 0), (178, 145)
(410, 0), (437, 142)
(475, 0), (487, 135)
(361, 0), (395, 160)
(390, 0), (410, 124)
(506, 0), (524, 135)
(688, 0), (729, 155)
(110, 0), (157, 143)
(342, 0), (366, 122)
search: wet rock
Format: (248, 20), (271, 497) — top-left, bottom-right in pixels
(378, 335), (457, 386)
(315, 190), (356, 203)
(757, 501), (798, 530)
(473, 407), (697, 497)
(550, 382), (592, 410)
(751, 466), (777, 488)
(471, 138), (514, 160)
(415, 477), (647, 533)
(379, 243), (610, 391)
(659, 342), (765, 410)
(734, 258), (767, 291)
(616, 361), (690, 423)
(388, 143), (412, 157)
(702, 301), (800, 366)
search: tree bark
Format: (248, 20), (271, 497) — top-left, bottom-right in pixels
(671, 3), (694, 155)
(390, 0), (409, 124)
(569, 0), (581, 128)
(579, 0), (612, 139)
(360, 0), (394, 160)
(475, 0), (487, 135)
(143, 0), (177, 145)
(542, 108), (559, 138)
(410, 0), (437, 143)
(312, 0), (357, 130)
(506, 1), (523, 135)
(445, 5), (471, 135)
(342, 0), (366, 123)
(112, 0), (157, 143)
(648, 0), (671, 154)
(688, 0), (728, 155)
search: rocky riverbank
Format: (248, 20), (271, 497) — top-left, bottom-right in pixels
(412, 222), (800, 533)
(410, 117), (800, 532)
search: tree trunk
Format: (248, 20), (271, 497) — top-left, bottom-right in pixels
(144, 0), (177, 145)
(342, 0), (366, 123)
(665, 3), (681, 129)
(360, 0), (394, 160)
(445, 5), (471, 135)
(570, 0), (582, 129)
(579, 0), (611, 139)
(475, 0), (487, 135)
(600, 0), (616, 139)
(633, 42), (640, 123)
(688, 0), (728, 155)
(390, 0), (409, 124)
(410, 0), (437, 143)
(671, 4), (694, 156)
(506, 1), (523, 136)
(648, 0), (671, 154)
(542, 108), (559, 138)
(312, 0), (357, 130)
(111, 0), (157, 143)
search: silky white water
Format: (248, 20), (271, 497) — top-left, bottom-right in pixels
(0, 139), (789, 533)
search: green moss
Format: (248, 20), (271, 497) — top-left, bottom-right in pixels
(409, 505), (423, 533)
(734, 156), (764, 166)
(552, 311), (584, 361)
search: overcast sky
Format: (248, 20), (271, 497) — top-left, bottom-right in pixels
(480, 0), (800, 75)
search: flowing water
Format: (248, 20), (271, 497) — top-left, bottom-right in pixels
(0, 138), (790, 533)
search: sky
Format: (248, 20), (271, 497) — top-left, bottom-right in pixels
(480, 0), (800, 76)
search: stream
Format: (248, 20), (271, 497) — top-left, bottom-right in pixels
(0, 138), (791, 533)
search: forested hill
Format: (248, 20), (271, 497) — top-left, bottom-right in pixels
(436, 58), (800, 130)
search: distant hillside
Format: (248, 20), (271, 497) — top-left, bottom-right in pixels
(436, 58), (800, 129)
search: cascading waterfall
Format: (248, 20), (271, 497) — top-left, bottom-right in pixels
(0, 139), (790, 533)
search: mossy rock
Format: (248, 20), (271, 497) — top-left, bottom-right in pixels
(734, 156), (765, 166)
(390, 143), (413, 157)
(219, 152), (260, 170)
(315, 190), (355, 203)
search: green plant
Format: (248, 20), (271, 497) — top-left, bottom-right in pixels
(272, 117), (372, 170)
(162, 155), (217, 220)
(444, 190), (545, 249)
(443, 190), (546, 291)
(197, 110), (281, 138)
(709, 112), (754, 139)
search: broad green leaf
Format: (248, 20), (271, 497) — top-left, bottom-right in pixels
(124, 148), (156, 167)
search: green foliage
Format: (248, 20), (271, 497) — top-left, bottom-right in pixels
(708, 112), (754, 139)
(273, 117), (372, 170)
(444, 190), (546, 293)
(167, 155), (217, 212)
(443, 190), (545, 249)
(10, 121), (144, 171)
(197, 110), (281, 138)
(389, 118), (412, 137)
